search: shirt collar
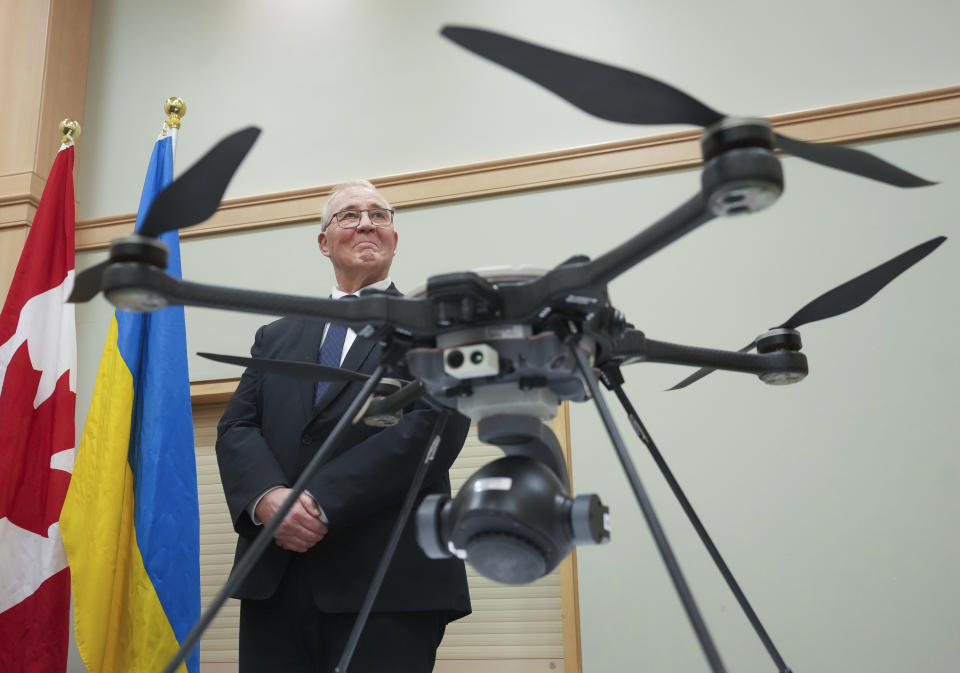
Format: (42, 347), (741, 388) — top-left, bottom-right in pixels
(331, 277), (393, 299)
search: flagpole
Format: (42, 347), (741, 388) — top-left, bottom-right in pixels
(58, 119), (79, 310)
(163, 96), (185, 156)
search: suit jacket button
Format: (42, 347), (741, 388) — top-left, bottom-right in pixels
(301, 436), (313, 445)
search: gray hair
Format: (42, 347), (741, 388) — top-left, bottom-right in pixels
(320, 179), (394, 232)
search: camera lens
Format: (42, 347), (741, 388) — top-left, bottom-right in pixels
(446, 350), (464, 368)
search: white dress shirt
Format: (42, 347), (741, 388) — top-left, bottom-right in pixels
(325, 277), (394, 364)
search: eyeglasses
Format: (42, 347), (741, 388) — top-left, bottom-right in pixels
(331, 208), (395, 229)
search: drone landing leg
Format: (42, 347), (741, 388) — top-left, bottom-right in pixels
(610, 380), (793, 673)
(569, 344), (728, 673)
(335, 411), (453, 673)
(160, 365), (388, 673)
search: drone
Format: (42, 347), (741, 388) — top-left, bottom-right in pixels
(70, 26), (945, 673)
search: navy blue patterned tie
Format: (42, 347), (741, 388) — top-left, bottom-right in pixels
(314, 320), (349, 406)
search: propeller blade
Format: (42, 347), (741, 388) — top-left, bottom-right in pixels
(68, 260), (110, 303)
(197, 352), (370, 382)
(443, 27), (934, 188)
(780, 236), (946, 329)
(441, 26), (722, 127)
(669, 236), (946, 390)
(666, 341), (756, 391)
(138, 126), (261, 238)
(774, 133), (935, 188)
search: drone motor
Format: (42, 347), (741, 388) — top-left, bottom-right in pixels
(755, 328), (807, 385)
(102, 234), (172, 312)
(358, 378), (406, 427)
(700, 117), (784, 217)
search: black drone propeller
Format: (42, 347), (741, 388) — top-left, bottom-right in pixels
(69, 126), (261, 303)
(69, 264), (110, 303)
(441, 26), (934, 188)
(197, 352), (370, 382)
(197, 352), (425, 426)
(668, 235), (946, 390)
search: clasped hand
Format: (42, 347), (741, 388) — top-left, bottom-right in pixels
(255, 487), (328, 552)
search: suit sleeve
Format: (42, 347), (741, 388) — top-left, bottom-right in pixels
(305, 404), (470, 530)
(215, 325), (291, 538)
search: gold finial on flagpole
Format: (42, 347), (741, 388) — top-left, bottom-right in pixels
(59, 119), (81, 145)
(164, 97), (186, 128)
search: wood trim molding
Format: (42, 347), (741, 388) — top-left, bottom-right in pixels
(77, 85), (960, 251)
(553, 402), (583, 673)
(0, 171), (52, 235)
(190, 378), (239, 404)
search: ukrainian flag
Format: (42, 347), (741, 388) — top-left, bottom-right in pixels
(62, 121), (200, 673)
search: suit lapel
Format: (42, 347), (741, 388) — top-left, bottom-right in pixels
(342, 334), (377, 373)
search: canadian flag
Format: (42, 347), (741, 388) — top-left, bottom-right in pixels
(0, 143), (76, 673)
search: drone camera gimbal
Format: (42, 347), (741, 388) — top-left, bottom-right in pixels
(417, 453), (610, 585)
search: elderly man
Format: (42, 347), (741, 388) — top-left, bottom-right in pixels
(216, 180), (471, 673)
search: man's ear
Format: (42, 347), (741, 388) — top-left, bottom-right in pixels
(318, 231), (331, 258)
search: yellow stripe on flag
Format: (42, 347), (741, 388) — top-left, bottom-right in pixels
(61, 317), (187, 673)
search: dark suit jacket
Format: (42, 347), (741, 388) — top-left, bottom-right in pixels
(216, 309), (472, 619)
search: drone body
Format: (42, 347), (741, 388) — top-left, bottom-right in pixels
(69, 7), (960, 673)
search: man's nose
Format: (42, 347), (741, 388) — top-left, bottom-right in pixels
(356, 212), (376, 231)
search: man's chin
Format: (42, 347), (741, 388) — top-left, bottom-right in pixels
(353, 253), (382, 266)
(345, 258), (390, 279)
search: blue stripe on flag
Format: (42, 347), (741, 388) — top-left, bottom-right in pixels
(116, 134), (200, 673)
